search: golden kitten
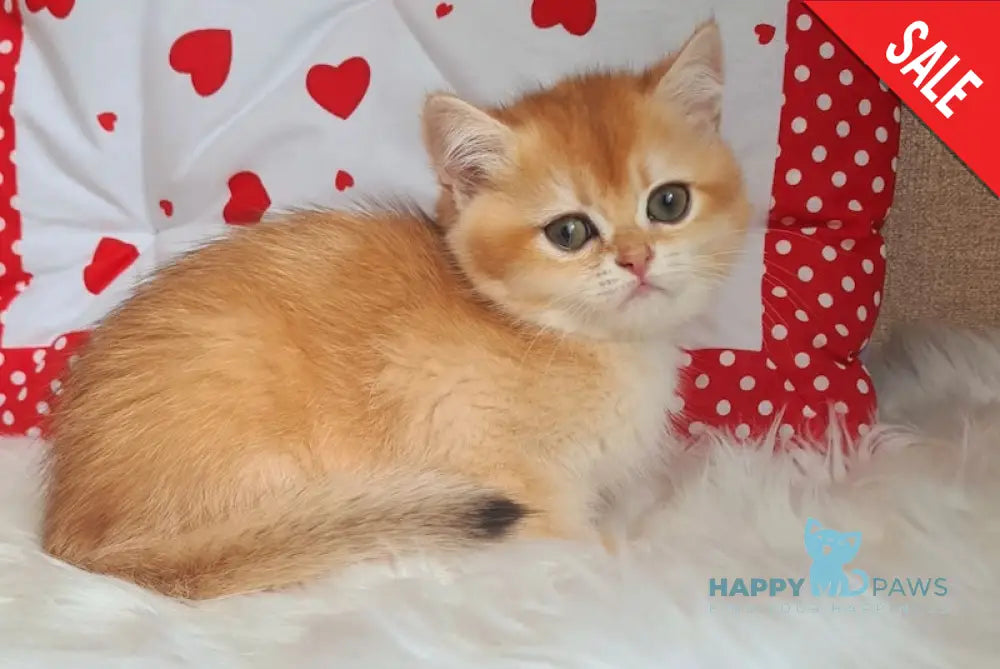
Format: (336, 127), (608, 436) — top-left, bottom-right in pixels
(42, 21), (749, 599)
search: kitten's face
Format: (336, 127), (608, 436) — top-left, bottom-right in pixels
(805, 520), (862, 564)
(424, 21), (750, 340)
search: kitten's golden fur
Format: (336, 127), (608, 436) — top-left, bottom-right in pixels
(42, 21), (749, 599)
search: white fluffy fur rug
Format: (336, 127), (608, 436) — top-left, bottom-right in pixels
(1, 325), (998, 668)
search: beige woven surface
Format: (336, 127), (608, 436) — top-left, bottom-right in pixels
(876, 108), (1000, 339)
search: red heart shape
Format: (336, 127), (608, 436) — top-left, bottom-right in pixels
(223, 171), (271, 225)
(83, 237), (140, 295)
(24, 0), (74, 19)
(169, 29), (233, 97)
(306, 57), (371, 120)
(435, 2), (453, 18)
(334, 170), (355, 192)
(96, 112), (117, 132)
(754, 23), (776, 45)
(159, 199), (174, 217)
(530, 0), (596, 37)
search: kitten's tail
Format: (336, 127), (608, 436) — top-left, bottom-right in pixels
(70, 471), (527, 600)
(848, 568), (870, 596)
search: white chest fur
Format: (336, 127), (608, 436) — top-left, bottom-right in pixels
(570, 341), (682, 495)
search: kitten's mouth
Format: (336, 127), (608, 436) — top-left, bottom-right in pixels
(622, 281), (668, 305)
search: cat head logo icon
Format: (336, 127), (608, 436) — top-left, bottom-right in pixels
(804, 518), (870, 597)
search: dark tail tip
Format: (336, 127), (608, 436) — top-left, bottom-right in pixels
(466, 495), (527, 540)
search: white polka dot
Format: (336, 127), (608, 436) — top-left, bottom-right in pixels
(879, 80), (889, 92)
(831, 171), (847, 187)
(854, 150), (870, 166)
(872, 176), (885, 193)
(17, 387), (26, 402)
(771, 286), (788, 298)
(802, 226), (817, 236)
(740, 375), (756, 391)
(857, 379), (870, 394)
(874, 291), (882, 307)
(880, 244), (887, 259)
(803, 405), (818, 419)
(26, 426), (42, 438)
(786, 169), (802, 185)
(893, 106), (901, 123)
(797, 13), (813, 30)
(862, 259), (875, 274)
(819, 42), (835, 58)
(813, 334), (827, 348)
(795, 352), (811, 368)
(821, 246), (837, 261)
(840, 69), (854, 85)
(766, 358), (777, 371)
(780, 216), (796, 226)
(758, 400), (774, 416)
(779, 424), (795, 441)
(858, 423), (871, 436)
(784, 379), (796, 392)
(36, 401), (49, 415)
(54, 336), (68, 350)
(668, 394), (685, 412)
(0, 40), (12, 55)
(0, 81), (5, 95)
(840, 238), (856, 251)
(876, 126), (889, 143)
(806, 196), (823, 213)
(716, 399), (732, 417)
(812, 145), (827, 162)
(735, 424), (751, 439)
(10, 370), (25, 385)
(51, 379), (62, 393)
(818, 293), (834, 308)
(816, 94), (832, 110)
(827, 220), (843, 230)
(849, 200), (863, 212)
(695, 373), (710, 389)
(814, 375), (830, 391)
(775, 239), (793, 255)
(791, 116), (808, 133)
(836, 120), (851, 137)
(770, 195), (776, 210)
(798, 266), (814, 282)
(689, 422), (706, 436)
(857, 305), (868, 321)
(772, 324), (788, 341)
(2, 411), (12, 426)
(777, 144), (782, 158)
(842, 276), (856, 292)
(719, 350), (736, 367)
(835, 323), (850, 337)
(795, 309), (809, 322)
(858, 99), (872, 116)
(795, 65), (811, 82)
(834, 401), (849, 415)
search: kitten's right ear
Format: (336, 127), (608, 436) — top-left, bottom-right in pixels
(650, 19), (725, 132)
(422, 94), (515, 207)
(805, 518), (822, 534)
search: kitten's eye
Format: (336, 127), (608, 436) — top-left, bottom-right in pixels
(543, 215), (596, 251)
(647, 183), (691, 224)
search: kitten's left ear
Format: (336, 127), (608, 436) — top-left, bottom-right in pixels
(651, 19), (725, 132)
(422, 93), (516, 207)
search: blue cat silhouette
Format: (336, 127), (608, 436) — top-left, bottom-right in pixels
(804, 518), (869, 597)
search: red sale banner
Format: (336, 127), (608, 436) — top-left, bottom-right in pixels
(805, 0), (999, 194)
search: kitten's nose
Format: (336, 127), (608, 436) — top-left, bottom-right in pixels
(615, 245), (653, 279)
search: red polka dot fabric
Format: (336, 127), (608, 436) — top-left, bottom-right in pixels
(0, 1), (897, 442)
(673, 1), (897, 445)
